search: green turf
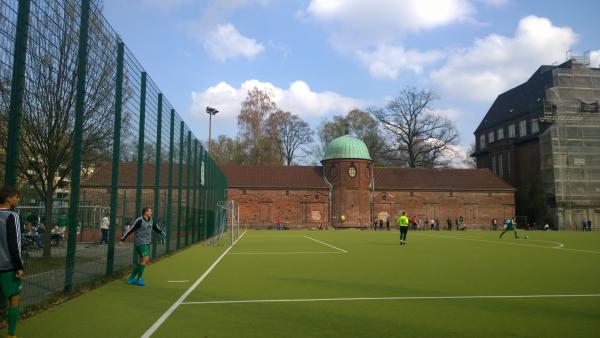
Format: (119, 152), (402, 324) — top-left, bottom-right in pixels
(15, 230), (600, 337)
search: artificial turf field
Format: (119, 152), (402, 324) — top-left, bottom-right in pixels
(16, 230), (600, 338)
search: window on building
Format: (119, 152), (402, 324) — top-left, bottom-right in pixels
(507, 152), (511, 177)
(531, 119), (539, 133)
(479, 135), (486, 150)
(488, 131), (494, 143)
(497, 128), (504, 140)
(348, 165), (357, 178)
(492, 155), (497, 175)
(519, 120), (527, 137)
(508, 124), (516, 138)
(498, 154), (503, 177)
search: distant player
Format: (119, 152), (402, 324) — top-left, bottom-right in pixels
(120, 208), (165, 286)
(397, 211), (409, 245)
(0, 186), (24, 338)
(499, 217), (519, 239)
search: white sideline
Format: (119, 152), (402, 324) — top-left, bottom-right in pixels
(167, 280), (190, 283)
(141, 231), (247, 338)
(421, 234), (600, 253)
(181, 293), (600, 305)
(303, 235), (348, 253)
(230, 251), (346, 255)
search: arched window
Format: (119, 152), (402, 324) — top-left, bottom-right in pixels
(348, 164), (357, 178)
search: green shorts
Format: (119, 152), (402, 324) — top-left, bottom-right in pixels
(0, 271), (23, 306)
(135, 244), (150, 258)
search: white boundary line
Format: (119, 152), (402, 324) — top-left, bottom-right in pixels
(181, 293), (600, 305)
(167, 280), (190, 283)
(230, 251), (346, 255)
(303, 235), (348, 253)
(141, 231), (247, 338)
(422, 234), (600, 254)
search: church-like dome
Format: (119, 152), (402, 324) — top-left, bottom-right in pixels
(323, 135), (372, 161)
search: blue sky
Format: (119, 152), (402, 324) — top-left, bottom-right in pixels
(103, 0), (600, 164)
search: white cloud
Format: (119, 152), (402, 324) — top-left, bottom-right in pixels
(431, 16), (578, 102)
(357, 44), (444, 79)
(591, 50), (600, 68)
(189, 80), (363, 122)
(203, 23), (265, 61)
(306, 0), (474, 47)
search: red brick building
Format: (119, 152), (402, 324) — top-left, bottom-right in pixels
(223, 135), (515, 229)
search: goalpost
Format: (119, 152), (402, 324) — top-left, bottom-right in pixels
(210, 200), (240, 246)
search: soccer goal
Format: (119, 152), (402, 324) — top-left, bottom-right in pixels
(209, 200), (241, 246)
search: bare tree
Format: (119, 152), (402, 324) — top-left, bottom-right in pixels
(237, 87), (280, 165)
(370, 87), (459, 168)
(462, 142), (477, 168)
(210, 135), (245, 165)
(0, 2), (125, 256)
(266, 110), (313, 165)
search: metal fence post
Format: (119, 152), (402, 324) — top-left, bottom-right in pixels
(4, 0), (31, 186)
(131, 71), (147, 265)
(185, 131), (191, 246)
(106, 40), (124, 276)
(65, 0), (91, 293)
(166, 109), (175, 253)
(191, 139), (198, 244)
(176, 121), (184, 249)
(152, 93), (163, 259)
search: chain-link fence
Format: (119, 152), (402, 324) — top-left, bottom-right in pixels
(0, 0), (228, 309)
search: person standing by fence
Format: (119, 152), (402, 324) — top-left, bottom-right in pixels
(120, 207), (165, 286)
(99, 213), (109, 244)
(0, 186), (24, 338)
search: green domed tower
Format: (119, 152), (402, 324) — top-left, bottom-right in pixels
(322, 135), (373, 228)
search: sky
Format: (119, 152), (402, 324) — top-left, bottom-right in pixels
(102, 0), (600, 165)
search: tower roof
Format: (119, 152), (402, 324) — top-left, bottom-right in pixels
(323, 135), (372, 161)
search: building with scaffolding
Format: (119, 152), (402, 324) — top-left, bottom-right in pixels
(473, 54), (600, 230)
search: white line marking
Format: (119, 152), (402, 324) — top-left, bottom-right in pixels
(181, 293), (600, 305)
(167, 280), (190, 283)
(422, 235), (600, 253)
(230, 251), (346, 255)
(141, 231), (247, 338)
(303, 235), (348, 253)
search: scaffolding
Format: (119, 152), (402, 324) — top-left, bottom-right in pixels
(539, 58), (600, 230)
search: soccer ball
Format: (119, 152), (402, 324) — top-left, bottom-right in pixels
(525, 235), (528, 239)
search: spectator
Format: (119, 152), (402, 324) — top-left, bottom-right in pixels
(492, 218), (497, 231)
(447, 217), (452, 231)
(99, 213), (110, 244)
(587, 220), (592, 232)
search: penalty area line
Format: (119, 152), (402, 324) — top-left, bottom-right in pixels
(303, 235), (348, 253)
(141, 231), (247, 338)
(230, 251), (346, 255)
(181, 293), (600, 305)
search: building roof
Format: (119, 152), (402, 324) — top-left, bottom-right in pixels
(373, 167), (515, 191)
(222, 165), (515, 191)
(475, 65), (554, 133)
(323, 135), (372, 161)
(221, 165), (327, 189)
(82, 162), (185, 188)
(82, 163), (514, 192)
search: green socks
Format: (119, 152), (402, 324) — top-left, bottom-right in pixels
(7, 306), (19, 336)
(137, 264), (146, 279)
(129, 263), (147, 279)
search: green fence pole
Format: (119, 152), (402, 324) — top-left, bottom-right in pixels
(64, 0), (91, 293)
(191, 139), (198, 244)
(135, 72), (147, 218)
(166, 109), (175, 253)
(132, 71), (147, 265)
(4, 0), (31, 186)
(106, 41), (124, 276)
(176, 121), (184, 249)
(200, 149), (206, 241)
(185, 131), (191, 246)
(152, 93), (163, 259)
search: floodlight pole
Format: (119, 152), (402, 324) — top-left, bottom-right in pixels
(206, 107), (219, 154)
